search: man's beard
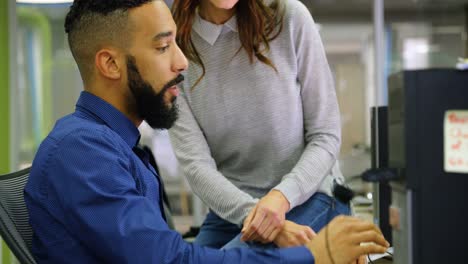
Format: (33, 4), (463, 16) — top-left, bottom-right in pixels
(126, 55), (183, 129)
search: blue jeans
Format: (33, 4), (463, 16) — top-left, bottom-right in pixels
(194, 192), (351, 249)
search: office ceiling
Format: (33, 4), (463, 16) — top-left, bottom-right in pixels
(301, 0), (468, 19)
(303, 0), (468, 10)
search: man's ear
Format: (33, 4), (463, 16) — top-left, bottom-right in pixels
(95, 49), (123, 80)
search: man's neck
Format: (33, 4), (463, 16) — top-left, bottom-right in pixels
(84, 86), (142, 128)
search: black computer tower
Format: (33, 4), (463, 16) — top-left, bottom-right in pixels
(388, 69), (468, 263)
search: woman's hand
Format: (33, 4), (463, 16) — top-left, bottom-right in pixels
(273, 220), (316, 248)
(241, 190), (290, 243)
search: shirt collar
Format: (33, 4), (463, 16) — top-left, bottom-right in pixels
(193, 11), (238, 46)
(75, 91), (140, 148)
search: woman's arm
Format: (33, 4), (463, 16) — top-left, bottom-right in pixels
(273, 0), (341, 211)
(169, 93), (258, 225)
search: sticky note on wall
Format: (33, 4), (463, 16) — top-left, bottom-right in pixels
(444, 110), (468, 174)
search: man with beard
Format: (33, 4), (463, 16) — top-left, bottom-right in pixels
(24, 0), (389, 263)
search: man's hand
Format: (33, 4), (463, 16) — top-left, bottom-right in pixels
(306, 216), (389, 264)
(241, 190), (290, 243)
(273, 220), (316, 248)
(350, 255), (367, 264)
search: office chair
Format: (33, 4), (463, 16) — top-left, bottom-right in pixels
(0, 167), (36, 264)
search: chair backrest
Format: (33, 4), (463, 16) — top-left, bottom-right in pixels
(0, 167), (36, 264)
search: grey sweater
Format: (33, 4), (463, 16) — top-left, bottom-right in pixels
(169, 0), (344, 225)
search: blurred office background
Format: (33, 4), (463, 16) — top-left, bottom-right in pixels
(1, 0), (467, 262)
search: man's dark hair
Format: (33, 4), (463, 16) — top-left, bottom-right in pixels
(64, 0), (154, 82)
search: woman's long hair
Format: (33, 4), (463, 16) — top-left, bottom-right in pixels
(172, 0), (285, 88)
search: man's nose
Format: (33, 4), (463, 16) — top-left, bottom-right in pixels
(173, 44), (188, 73)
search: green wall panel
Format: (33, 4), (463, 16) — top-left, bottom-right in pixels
(0, 0), (10, 175)
(1, 1), (13, 263)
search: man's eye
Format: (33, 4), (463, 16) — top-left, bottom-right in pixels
(157, 45), (170, 53)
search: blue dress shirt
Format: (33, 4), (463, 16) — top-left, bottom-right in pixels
(24, 91), (314, 263)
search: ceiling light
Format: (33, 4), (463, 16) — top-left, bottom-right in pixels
(17, 0), (72, 3)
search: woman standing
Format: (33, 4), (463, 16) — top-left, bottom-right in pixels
(170, 0), (350, 249)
